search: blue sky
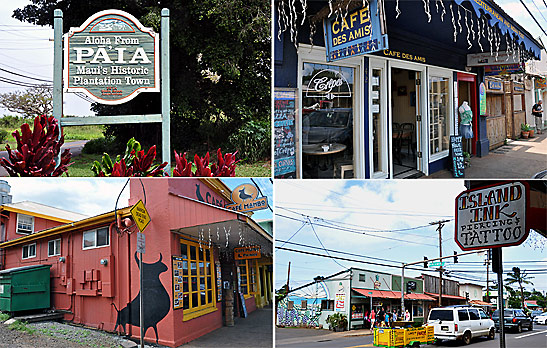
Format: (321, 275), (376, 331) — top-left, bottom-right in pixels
(274, 180), (547, 294)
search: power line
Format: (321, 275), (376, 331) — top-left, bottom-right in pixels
(277, 204), (453, 218)
(0, 76), (52, 88)
(278, 222), (308, 248)
(307, 216), (348, 270)
(530, 0), (547, 25)
(0, 67), (52, 83)
(520, 0), (547, 37)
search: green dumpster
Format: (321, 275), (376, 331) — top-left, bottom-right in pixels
(0, 264), (51, 312)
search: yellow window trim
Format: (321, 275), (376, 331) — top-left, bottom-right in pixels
(183, 305), (217, 321)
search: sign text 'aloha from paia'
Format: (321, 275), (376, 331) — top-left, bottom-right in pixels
(64, 10), (159, 104)
(455, 181), (529, 251)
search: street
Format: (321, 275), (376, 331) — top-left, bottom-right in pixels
(275, 327), (547, 348)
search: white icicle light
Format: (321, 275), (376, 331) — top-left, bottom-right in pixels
(439, 0), (446, 21)
(465, 10), (472, 49)
(471, 16), (476, 42)
(477, 15), (484, 52)
(451, 4), (457, 42)
(505, 36), (510, 61)
(458, 6), (462, 34)
(396, 0), (401, 19)
(328, 0), (334, 17)
(300, 0), (307, 25)
(423, 0), (432, 22)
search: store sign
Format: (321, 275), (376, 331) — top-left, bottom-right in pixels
(305, 69), (352, 100)
(455, 181), (530, 251)
(535, 78), (547, 89)
(382, 49), (426, 63)
(479, 83), (486, 116)
(234, 246), (261, 260)
(324, 1), (388, 62)
(226, 183), (268, 213)
(484, 64), (524, 76)
(64, 10), (159, 104)
(467, 51), (520, 67)
(488, 81), (503, 91)
(335, 292), (346, 311)
(513, 84), (524, 92)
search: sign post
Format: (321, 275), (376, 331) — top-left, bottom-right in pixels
(54, 9), (171, 172)
(130, 200), (151, 348)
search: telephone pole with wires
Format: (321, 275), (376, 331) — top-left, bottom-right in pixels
(430, 219), (450, 307)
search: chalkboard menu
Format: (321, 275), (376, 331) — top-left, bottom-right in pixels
(450, 135), (465, 178)
(274, 89), (297, 178)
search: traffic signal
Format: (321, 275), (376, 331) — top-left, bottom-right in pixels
(424, 256), (428, 268)
(453, 251), (458, 263)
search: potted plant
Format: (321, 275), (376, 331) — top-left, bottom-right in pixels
(529, 126), (535, 138)
(326, 313), (348, 332)
(521, 123), (531, 139)
(463, 151), (471, 168)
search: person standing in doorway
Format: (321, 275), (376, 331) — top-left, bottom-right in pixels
(532, 100), (543, 134)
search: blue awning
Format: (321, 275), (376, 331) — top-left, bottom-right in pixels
(456, 0), (543, 58)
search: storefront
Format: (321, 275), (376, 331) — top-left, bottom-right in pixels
(274, 0), (542, 178)
(484, 77), (506, 149)
(0, 179), (273, 347)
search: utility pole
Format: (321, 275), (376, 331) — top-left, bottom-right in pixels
(430, 220), (450, 307)
(286, 262), (291, 295)
(485, 250), (490, 303)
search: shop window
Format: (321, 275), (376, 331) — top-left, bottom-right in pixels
(359, 273), (366, 282)
(321, 299), (334, 310)
(412, 304), (423, 317)
(301, 63), (355, 179)
(429, 76), (451, 157)
(22, 243), (36, 259)
(82, 227), (109, 249)
(17, 214), (34, 234)
(237, 259), (258, 297)
(180, 240), (215, 316)
(301, 300), (307, 309)
(287, 301), (294, 310)
(48, 238), (61, 257)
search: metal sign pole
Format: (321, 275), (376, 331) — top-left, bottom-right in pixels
(401, 264), (405, 317)
(494, 248), (506, 348)
(139, 252), (144, 348)
(161, 9), (171, 173)
(53, 9), (63, 165)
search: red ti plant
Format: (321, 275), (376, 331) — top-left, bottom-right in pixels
(0, 115), (72, 177)
(172, 148), (238, 177)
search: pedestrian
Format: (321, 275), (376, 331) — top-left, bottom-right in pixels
(370, 309), (376, 328)
(378, 307), (385, 325)
(404, 309), (411, 321)
(385, 312), (390, 327)
(392, 309), (397, 322)
(533, 100), (543, 134)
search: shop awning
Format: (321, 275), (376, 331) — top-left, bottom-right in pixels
(425, 292), (466, 300)
(470, 300), (493, 307)
(352, 288), (435, 301)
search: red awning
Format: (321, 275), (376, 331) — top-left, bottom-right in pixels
(353, 288), (436, 301)
(425, 292), (466, 300)
(470, 300), (493, 306)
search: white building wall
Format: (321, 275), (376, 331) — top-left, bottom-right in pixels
(319, 274), (351, 330)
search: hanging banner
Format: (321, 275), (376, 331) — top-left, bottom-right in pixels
(456, 0), (541, 58)
(479, 83), (486, 116)
(324, 1), (388, 62)
(64, 10), (159, 104)
(535, 78), (546, 90)
(484, 64), (525, 76)
(335, 292), (346, 311)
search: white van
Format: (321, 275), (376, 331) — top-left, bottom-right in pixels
(427, 306), (495, 345)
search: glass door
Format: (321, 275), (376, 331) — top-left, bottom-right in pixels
(301, 63), (355, 179)
(370, 59), (388, 178)
(428, 69), (453, 162)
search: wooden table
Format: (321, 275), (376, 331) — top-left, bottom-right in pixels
(302, 143), (347, 178)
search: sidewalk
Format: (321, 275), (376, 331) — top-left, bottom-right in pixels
(179, 306), (273, 348)
(276, 327), (372, 347)
(425, 132), (547, 179)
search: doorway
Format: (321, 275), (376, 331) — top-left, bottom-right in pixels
(390, 67), (421, 178)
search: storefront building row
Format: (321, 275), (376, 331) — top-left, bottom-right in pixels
(274, 0), (542, 179)
(0, 179), (273, 347)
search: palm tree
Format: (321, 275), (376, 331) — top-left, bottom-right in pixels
(505, 267), (534, 309)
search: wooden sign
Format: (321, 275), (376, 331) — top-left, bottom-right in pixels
(225, 184), (268, 213)
(64, 10), (159, 104)
(234, 246), (261, 260)
(450, 135), (465, 178)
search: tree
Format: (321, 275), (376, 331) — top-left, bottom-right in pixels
(13, 0), (270, 155)
(505, 267), (534, 309)
(0, 85), (52, 118)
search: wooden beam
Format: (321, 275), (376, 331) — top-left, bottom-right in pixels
(60, 114), (162, 126)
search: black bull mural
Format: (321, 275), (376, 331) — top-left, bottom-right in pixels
(112, 252), (170, 343)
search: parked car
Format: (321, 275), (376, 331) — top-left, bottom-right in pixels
(492, 309), (533, 333)
(533, 312), (547, 325)
(427, 306), (495, 345)
(530, 310), (543, 318)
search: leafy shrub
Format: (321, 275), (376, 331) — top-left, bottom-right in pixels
(173, 148), (238, 177)
(229, 119), (270, 162)
(0, 115), (71, 177)
(82, 137), (118, 154)
(0, 130), (9, 143)
(92, 137), (167, 177)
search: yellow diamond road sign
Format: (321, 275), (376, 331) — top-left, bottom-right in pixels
(130, 200), (151, 232)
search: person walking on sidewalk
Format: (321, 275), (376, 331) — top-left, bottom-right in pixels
(532, 100), (543, 134)
(370, 309), (376, 328)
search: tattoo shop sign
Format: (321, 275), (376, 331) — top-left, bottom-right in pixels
(64, 10), (159, 104)
(455, 181), (530, 251)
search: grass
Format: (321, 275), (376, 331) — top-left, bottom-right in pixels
(0, 125), (104, 150)
(67, 152), (271, 177)
(0, 312), (10, 322)
(8, 320), (35, 335)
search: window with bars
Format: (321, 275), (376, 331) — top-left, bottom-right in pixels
(180, 239), (216, 316)
(17, 214), (34, 234)
(237, 259), (258, 297)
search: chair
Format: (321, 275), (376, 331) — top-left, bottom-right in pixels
(392, 123), (403, 165)
(400, 123), (415, 157)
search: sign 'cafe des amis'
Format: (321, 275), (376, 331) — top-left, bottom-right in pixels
(54, 8), (171, 169)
